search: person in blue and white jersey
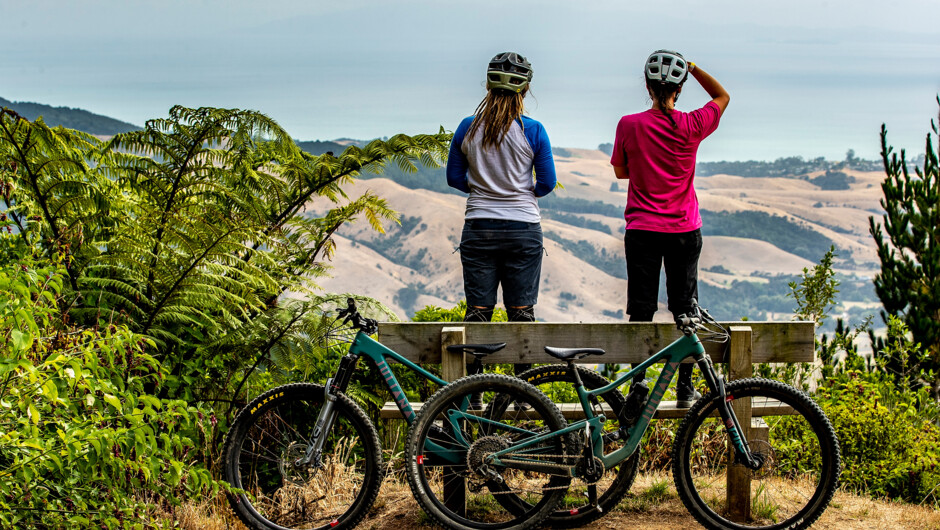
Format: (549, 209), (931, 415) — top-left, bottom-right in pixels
(446, 51), (556, 375)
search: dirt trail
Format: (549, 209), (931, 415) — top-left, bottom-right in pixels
(358, 479), (940, 530)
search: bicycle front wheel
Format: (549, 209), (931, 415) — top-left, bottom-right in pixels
(223, 383), (383, 530)
(672, 378), (840, 530)
(405, 373), (572, 530)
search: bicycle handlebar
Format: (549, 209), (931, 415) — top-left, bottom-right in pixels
(335, 298), (378, 334)
(675, 299), (724, 337)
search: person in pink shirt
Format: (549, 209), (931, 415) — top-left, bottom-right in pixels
(610, 50), (730, 407)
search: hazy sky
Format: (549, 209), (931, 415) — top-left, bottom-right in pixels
(2, 0), (939, 162)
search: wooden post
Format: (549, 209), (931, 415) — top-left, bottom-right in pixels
(440, 327), (467, 517)
(441, 327), (467, 382)
(726, 326), (753, 522)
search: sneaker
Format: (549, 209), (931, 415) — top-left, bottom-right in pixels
(676, 383), (702, 409)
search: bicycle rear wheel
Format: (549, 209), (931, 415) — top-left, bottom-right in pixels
(405, 373), (572, 530)
(515, 365), (639, 527)
(223, 383), (383, 530)
(672, 378), (840, 530)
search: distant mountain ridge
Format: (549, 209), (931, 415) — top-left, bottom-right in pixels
(0, 96), (141, 136)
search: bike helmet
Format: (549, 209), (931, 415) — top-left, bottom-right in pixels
(645, 50), (689, 85)
(486, 52), (533, 93)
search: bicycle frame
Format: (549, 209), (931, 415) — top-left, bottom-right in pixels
(480, 331), (760, 474)
(302, 329), (459, 466)
(348, 331), (450, 423)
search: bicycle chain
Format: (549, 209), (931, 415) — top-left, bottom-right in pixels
(465, 451), (605, 495)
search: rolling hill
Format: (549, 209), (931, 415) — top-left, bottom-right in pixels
(0, 96), (141, 135)
(0, 97), (883, 325)
(310, 148), (885, 325)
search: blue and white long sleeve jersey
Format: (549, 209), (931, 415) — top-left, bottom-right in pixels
(446, 115), (556, 223)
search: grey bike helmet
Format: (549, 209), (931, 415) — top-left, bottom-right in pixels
(645, 50), (689, 85)
(486, 52), (533, 93)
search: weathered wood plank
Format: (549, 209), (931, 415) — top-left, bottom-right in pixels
(377, 321), (815, 364)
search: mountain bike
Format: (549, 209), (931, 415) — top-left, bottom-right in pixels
(222, 299), (638, 530)
(405, 303), (841, 530)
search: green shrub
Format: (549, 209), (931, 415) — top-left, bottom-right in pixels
(814, 373), (940, 504)
(0, 245), (217, 528)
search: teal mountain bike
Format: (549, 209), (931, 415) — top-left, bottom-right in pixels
(222, 299), (638, 530)
(405, 304), (841, 530)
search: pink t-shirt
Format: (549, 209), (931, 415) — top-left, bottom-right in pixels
(610, 101), (721, 233)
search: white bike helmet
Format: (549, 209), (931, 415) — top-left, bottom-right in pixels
(645, 50), (689, 85)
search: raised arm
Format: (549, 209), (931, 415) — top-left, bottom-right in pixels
(689, 63), (730, 116)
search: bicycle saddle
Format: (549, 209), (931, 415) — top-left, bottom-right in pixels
(446, 343), (507, 359)
(544, 346), (606, 361)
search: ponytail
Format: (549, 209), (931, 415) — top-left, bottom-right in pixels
(647, 80), (681, 129)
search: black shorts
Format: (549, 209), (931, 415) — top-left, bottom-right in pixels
(623, 228), (702, 318)
(460, 219), (543, 307)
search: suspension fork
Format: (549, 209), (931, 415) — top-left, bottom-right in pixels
(696, 354), (764, 470)
(297, 353), (360, 467)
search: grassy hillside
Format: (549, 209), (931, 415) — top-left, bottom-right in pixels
(314, 148), (883, 328)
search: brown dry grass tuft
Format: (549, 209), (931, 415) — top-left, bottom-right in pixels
(163, 471), (940, 530)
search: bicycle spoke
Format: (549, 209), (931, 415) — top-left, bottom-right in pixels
(674, 379), (840, 530)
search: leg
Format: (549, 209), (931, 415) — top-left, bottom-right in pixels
(628, 310), (655, 384)
(624, 230), (664, 384)
(507, 305), (535, 375)
(663, 229), (703, 406)
(460, 222), (500, 410)
(499, 223), (542, 378)
(459, 221), (500, 311)
(464, 305), (494, 407)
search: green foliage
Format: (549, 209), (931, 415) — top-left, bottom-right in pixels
(700, 210), (835, 263)
(542, 211), (612, 234)
(813, 373), (940, 505)
(543, 232), (625, 279)
(412, 300), (507, 322)
(539, 195), (623, 217)
(763, 246), (940, 506)
(787, 246), (839, 326)
(0, 106), (450, 410)
(0, 242), (216, 528)
(869, 98), (940, 397)
(811, 170), (854, 190)
(696, 154), (881, 178)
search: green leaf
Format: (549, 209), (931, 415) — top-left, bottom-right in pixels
(27, 403), (40, 425)
(10, 329), (32, 352)
(103, 393), (122, 410)
(41, 379), (58, 401)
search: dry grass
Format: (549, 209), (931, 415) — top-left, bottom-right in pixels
(160, 471), (940, 529)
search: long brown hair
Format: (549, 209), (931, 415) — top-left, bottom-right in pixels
(466, 88), (527, 150)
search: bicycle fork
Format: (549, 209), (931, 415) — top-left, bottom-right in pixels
(696, 355), (765, 471)
(296, 353), (360, 467)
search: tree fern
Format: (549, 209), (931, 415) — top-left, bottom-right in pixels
(3, 104), (451, 406)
